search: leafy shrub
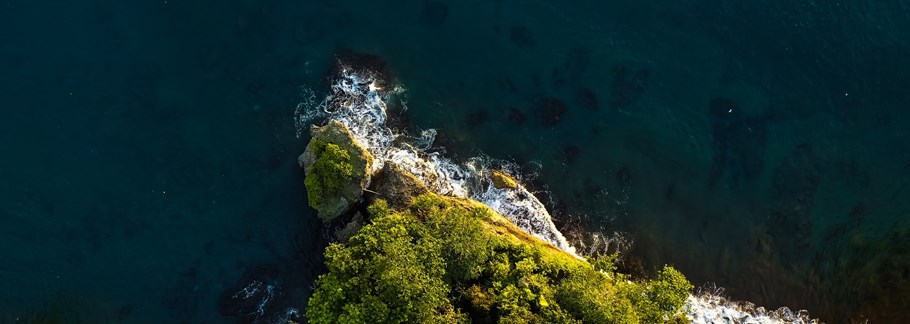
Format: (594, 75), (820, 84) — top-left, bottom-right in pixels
(304, 138), (354, 209)
(307, 195), (693, 323)
(590, 254), (619, 274)
(307, 211), (462, 323)
(611, 265), (694, 323)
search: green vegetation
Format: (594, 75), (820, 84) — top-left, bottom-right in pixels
(307, 194), (693, 323)
(491, 171), (518, 190)
(301, 120), (374, 221)
(304, 138), (354, 210)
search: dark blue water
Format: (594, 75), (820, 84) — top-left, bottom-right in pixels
(2, 0), (909, 322)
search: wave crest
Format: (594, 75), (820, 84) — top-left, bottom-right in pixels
(296, 59), (577, 255)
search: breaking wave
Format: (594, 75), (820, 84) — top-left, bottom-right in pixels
(294, 57), (820, 323)
(295, 61), (577, 255)
(686, 286), (821, 324)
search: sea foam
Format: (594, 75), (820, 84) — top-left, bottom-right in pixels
(295, 62), (577, 255)
(686, 290), (820, 324)
(295, 58), (820, 323)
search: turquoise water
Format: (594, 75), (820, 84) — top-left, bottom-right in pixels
(2, 0), (909, 322)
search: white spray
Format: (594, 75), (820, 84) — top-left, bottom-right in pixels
(295, 63), (577, 255)
(295, 59), (821, 323)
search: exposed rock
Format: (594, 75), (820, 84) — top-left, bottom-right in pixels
(300, 120), (374, 222)
(369, 162), (430, 211)
(337, 212), (365, 243)
(491, 170), (518, 190)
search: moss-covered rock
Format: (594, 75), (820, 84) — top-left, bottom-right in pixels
(491, 170), (518, 190)
(368, 162), (430, 211)
(300, 120), (374, 221)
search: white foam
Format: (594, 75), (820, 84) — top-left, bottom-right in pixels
(685, 285), (821, 324)
(296, 63), (577, 255)
(476, 175), (573, 252)
(295, 61), (821, 322)
(231, 280), (287, 320)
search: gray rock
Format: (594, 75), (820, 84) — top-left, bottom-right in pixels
(300, 120), (374, 222)
(369, 162), (430, 212)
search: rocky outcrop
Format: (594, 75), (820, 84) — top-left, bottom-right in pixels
(336, 212), (365, 243)
(368, 162), (430, 211)
(300, 120), (374, 222)
(491, 170), (518, 190)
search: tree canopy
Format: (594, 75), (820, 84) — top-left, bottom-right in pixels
(304, 138), (354, 210)
(307, 194), (693, 323)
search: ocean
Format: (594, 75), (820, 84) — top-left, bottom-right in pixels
(1, 0), (908, 322)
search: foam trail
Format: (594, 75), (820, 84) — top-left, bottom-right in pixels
(295, 61), (821, 322)
(296, 63), (577, 255)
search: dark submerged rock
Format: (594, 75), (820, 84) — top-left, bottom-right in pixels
(854, 225), (910, 322)
(465, 109), (489, 128)
(848, 202), (867, 222)
(552, 47), (592, 87)
(834, 158), (871, 188)
(429, 131), (474, 164)
(384, 95), (413, 132)
(664, 183), (676, 201)
(561, 145), (581, 164)
(162, 265), (200, 322)
(504, 106), (527, 125)
(117, 305), (133, 321)
(576, 87), (599, 110)
(535, 97), (568, 126)
(590, 119), (608, 135)
(708, 115), (768, 187)
(766, 143), (822, 265)
(500, 77), (518, 92)
(608, 66), (650, 109)
(509, 26), (535, 47)
(330, 49), (393, 91)
(218, 264), (302, 324)
(616, 166), (632, 187)
(418, 0), (448, 27)
(549, 197), (570, 224)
